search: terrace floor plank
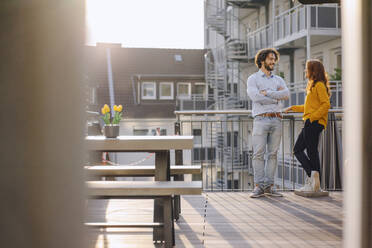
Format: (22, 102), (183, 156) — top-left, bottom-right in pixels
(87, 192), (343, 247)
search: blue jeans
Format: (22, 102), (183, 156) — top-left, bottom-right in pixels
(252, 116), (282, 188)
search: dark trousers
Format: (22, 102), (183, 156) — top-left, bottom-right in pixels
(294, 119), (324, 177)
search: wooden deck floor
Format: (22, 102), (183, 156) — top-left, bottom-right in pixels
(87, 192), (343, 248)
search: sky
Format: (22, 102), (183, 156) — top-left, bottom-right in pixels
(85, 0), (204, 49)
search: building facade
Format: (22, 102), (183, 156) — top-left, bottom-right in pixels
(85, 44), (206, 168)
(180, 0), (343, 190)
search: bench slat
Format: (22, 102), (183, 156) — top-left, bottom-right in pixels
(85, 165), (201, 176)
(86, 181), (202, 197)
(86, 222), (163, 228)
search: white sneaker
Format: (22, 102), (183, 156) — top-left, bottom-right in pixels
(299, 176), (313, 192)
(311, 171), (320, 192)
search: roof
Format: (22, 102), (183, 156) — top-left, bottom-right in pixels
(85, 45), (205, 118)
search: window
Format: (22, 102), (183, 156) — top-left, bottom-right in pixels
(193, 129), (202, 144)
(233, 131), (238, 148)
(177, 83), (191, 99)
(192, 147), (216, 161)
(301, 61), (306, 80)
(141, 82), (156, 100)
(133, 129), (149, 136)
(227, 131), (238, 147)
(227, 132), (231, 147)
(192, 83), (206, 98)
(207, 148), (216, 160)
(151, 128), (167, 136)
(174, 54), (183, 62)
(193, 148), (205, 161)
(159, 82), (174, 100)
(336, 53), (342, 69)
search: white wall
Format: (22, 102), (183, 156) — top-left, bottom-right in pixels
(294, 38), (342, 82)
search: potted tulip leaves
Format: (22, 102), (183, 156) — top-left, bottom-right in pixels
(101, 104), (123, 138)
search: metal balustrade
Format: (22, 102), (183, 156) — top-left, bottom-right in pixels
(178, 79), (342, 111)
(246, 4), (341, 57)
(177, 111), (343, 191)
(247, 24), (273, 59)
(285, 81), (342, 109)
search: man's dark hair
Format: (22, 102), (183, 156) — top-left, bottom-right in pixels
(254, 48), (280, 68)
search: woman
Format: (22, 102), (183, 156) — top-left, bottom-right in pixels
(284, 59), (331, 192)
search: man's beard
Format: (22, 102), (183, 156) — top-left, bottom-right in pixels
(264, 62), (274, 71)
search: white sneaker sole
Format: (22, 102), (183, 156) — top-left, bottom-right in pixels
(250, 193), (265, 198)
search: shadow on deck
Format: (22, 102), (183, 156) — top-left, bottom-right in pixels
(87, 192), (343, 248)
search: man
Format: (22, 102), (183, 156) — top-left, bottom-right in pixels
(247, 48), (289, 198)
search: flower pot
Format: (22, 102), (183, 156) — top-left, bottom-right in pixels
(104, 124), (120, 138)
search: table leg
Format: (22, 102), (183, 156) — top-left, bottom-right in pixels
(153, 151), (170, 243)
(173, 194), (181, 221)
(174, 148), (183, 220)
(163, 196), (174, 248)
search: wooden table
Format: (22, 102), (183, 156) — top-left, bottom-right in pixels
(85, 135), (194, 243)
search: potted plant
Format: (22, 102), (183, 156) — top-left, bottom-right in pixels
(101, 104), (123, 138)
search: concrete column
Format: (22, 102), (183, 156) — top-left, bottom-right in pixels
(272, 0), (276, 43)
(306, 6), (311, 60)
(343, 0), (372, 247)
(0, 1), (86, 248)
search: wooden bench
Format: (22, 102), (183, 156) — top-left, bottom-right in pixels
(86, 181), (202, 248)
(85, 165), (201, 177)
(87, 181), (202, 197)
(85, 164), (201, 220)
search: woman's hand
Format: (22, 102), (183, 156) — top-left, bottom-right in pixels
(283, 106), (292, 113)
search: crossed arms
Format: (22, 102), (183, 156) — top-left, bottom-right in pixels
(246, 75), (289, 104)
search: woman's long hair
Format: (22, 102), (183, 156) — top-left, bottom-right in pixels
(305, 59), (331, 96)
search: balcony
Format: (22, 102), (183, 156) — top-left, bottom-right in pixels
(274, 4), (341, 47)
(286, 81), (342, 109)
(177, 94), (216, 111)
(247, 24), (274, 59)
(247, 4), (341, 58)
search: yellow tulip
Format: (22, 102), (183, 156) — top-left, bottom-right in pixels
(118, 105), (123, 112)
(103, 104), (110, 113)
(113, 105), (118, 112)
(101, 107), (106, 115)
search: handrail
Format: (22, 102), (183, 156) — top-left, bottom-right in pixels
(175, 109), (343, 117)
(275, 3), (338, 19)
(274, 3), (303, 19)
(87, 111), (100, 116)
(247, 3), (340, 37)
(247, 23), (272, 37)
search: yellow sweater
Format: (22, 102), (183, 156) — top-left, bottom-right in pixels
(290, 82), (331, 128)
